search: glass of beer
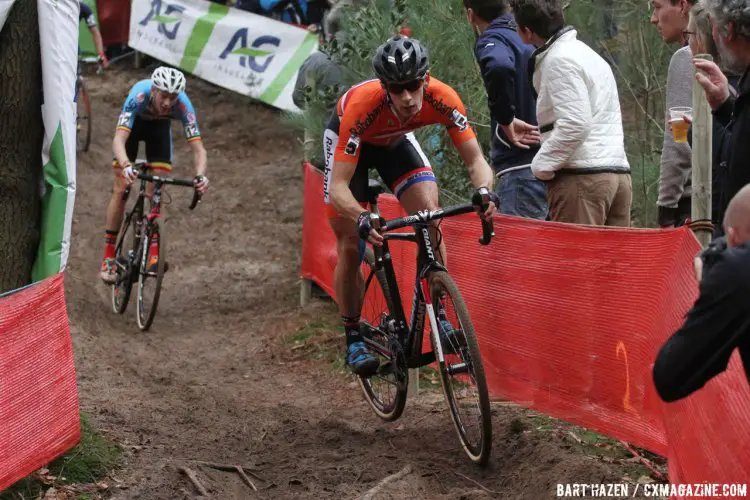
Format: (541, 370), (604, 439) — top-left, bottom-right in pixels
(669, 106), (692, 143)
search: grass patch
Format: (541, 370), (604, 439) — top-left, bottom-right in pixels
(418, 366), (441, 389)
(1, 413), (123, 500)
(284, 306), (348, 373)
(520, 410), (667, 482)
(285, 315), (340, 346)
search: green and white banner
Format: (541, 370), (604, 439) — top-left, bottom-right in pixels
(129, 0), (319, 113)
(31, 0), (78, 281)
(0, 0), (80, 281)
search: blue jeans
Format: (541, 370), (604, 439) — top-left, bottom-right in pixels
(496, 167), (548, 220)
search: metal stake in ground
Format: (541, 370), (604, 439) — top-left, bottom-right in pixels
(691, 53), (714, 247)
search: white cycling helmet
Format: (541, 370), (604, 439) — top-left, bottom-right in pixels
(151, 66), (186, 94)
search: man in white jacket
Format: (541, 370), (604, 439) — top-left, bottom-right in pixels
(511, 0), (633, 226)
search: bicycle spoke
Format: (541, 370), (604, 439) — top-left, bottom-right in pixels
(430, 271), (492, 465)
(136, 219), (166, 331)
(357, 248), (408, 422)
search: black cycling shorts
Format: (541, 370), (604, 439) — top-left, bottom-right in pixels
(112, 116), (173, 172)
(322, 112), (436, 217)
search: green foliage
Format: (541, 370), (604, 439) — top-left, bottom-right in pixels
(287, 0), (672, 225)
(1, 413), (122, 499)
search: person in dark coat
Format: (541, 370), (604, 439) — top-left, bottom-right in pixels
(463, 0), (546, 219)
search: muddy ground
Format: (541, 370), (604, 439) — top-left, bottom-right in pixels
(63, 64), (663, 500)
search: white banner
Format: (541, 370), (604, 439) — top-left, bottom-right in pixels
(129, 0), (319, 113)
(32, 0), (78, 281)
(0, 0), (15, 29)
(0, 0), (78, 281)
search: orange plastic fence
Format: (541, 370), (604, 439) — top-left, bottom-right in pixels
(0, 274), (80, 491)
(300, 163), (750, 493)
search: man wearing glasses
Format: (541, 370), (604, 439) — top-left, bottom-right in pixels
(323, 35), (497, 376)
(649, 0), (699, 228)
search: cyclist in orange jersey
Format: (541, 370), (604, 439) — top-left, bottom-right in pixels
(323, 35), (498, 376)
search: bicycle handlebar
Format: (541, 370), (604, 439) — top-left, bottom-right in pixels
(134, 170), (203, 210)
(380, 199), (495, 246)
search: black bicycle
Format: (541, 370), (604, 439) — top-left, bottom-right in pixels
(75, 64), (92, 153)
(357, 179), (494, 466)
(111, 160), (202, 331)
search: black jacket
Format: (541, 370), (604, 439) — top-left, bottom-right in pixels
(653, 238), (750, 402)
(687, 74), (741, 236)
(713, 66), (750, 228)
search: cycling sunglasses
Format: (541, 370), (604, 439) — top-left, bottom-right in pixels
(386, 79), (424, 94)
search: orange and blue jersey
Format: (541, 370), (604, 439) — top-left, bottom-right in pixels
(116, 79), (202, 144)
(333, 76), (477, 166)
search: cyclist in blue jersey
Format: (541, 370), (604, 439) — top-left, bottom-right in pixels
(100, 67), (209, 284)
(79, 1), (108, 68)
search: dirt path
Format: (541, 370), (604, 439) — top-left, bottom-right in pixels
(65, 65), (657, 500)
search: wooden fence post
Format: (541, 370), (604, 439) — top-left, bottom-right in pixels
(691, 53), (713, 247)
(301, 127), (313, 307)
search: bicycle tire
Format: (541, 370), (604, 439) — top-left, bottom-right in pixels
(111, 212), (136, 314)
(76, 78), (92, 153)
(357, 247), (408, 422)
(136, 218), (166, 331)
(429, 271), (492, 466)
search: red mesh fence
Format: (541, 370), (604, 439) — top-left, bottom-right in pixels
(300, 162), (750, 493)
(0, 274), (80, 491)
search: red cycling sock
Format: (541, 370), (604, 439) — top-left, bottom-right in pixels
(104, 230), (118, 260)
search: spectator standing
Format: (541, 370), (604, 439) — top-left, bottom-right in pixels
(693, 0), (750, 234)
(650, 0), (698, 228)
(292, 2), (347, 112)
(684, 0), (742, 235)
(510, 0), (632, 226)
(233, 0), (310, 25)
(463, 0), (547, 220)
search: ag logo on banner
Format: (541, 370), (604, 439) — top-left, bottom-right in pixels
(139, 0), (185, 40)
(219, 29), (279, 73)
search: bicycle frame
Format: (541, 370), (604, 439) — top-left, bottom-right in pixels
(115, 162), (200, 277)
(127, 161), (201, 220)
(361, 195), (492, 369)
(115, 168), (155, 278)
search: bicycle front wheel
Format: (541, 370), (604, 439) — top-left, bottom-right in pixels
(357, 248), (408, 422)
(76, 77), (92, 153)
(136, 218), (166, 331)
(429, 271), (492, 466)
(111, 212), (137, 314)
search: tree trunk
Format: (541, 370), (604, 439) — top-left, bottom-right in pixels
(0, 1), (43, 294)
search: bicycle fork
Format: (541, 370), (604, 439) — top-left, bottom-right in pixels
(420, 278), (447, 364)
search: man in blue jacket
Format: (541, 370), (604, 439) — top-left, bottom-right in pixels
(463, 0), (547, 219)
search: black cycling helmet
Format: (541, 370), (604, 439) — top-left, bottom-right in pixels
(372, 35), (429, 84)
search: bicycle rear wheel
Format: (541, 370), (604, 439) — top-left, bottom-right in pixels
(357, 248), (408, 422)
(111, 212), (137, 314)
(76, 77), (92, 153)
(136, 218), (166, 331)
(429, 271), (492, 466)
